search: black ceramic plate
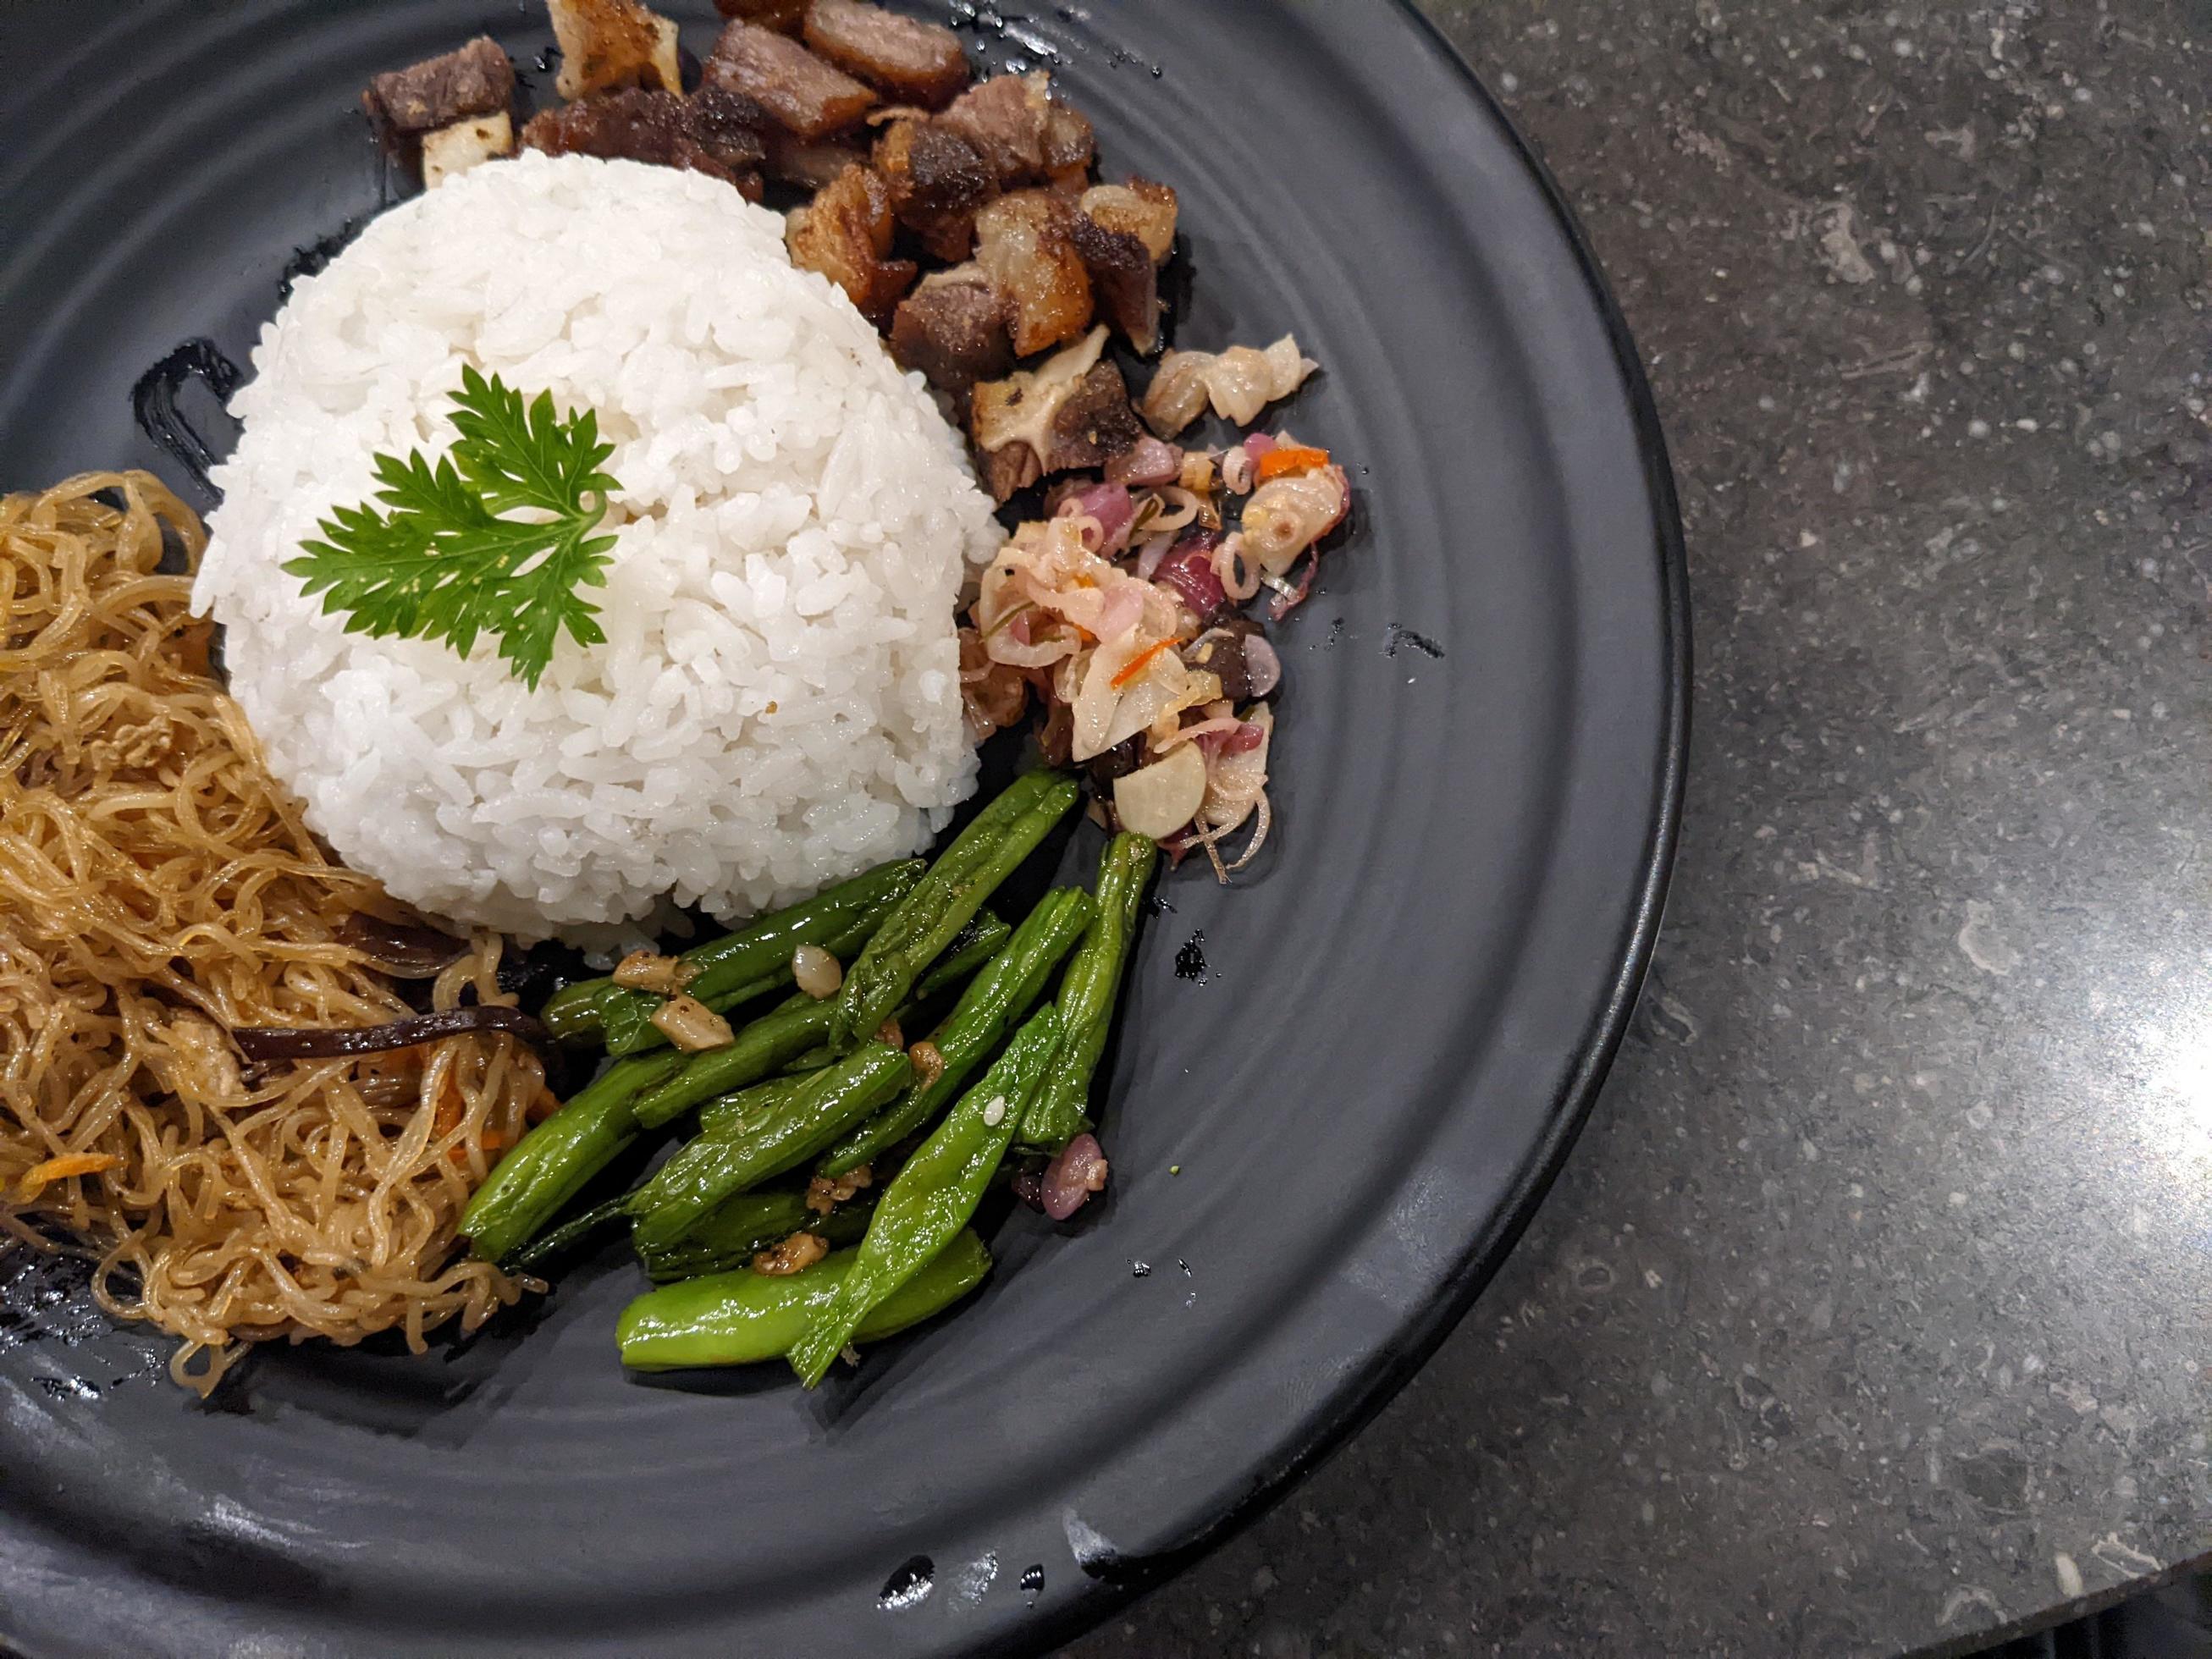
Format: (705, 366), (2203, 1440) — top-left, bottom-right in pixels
(0, 3), (1685, 1654)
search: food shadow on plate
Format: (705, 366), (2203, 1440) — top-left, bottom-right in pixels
(778, 1181), (1103, 1432)
(201, 1286), (567, 1430)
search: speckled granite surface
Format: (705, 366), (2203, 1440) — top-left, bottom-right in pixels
(1072, 1), (2212, 1654)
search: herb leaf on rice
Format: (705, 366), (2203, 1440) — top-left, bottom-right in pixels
(283, 365), (621, 690)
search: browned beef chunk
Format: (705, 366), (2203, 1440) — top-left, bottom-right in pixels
(521, 90), (765, 196)
(970, 332), (1142, 500)
(1048, 360), (1144, 471)
(703, 21), (877, 139)
(803, 0), (970, 109)
(974, 362), (1143, 499)
(890, 266), (1013, 394)
(974, 189), (1093, 356)
(873, 118), (993, 262)
(764, 130), (869, 190)
(1067, 212), (1158, 353)
(521, 88), (676, 160)
(1079, 179), (1178, 262)
(936, 73), (1050, 186)
(976, 444), (1037, 501)
(786, 165), (918, 323)
(362, 36), (515, 138)
(686, 87), (774, 172)
(1040, 99), (1094, 188)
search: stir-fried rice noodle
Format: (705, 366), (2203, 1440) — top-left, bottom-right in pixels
(0, 473), (541, 1393)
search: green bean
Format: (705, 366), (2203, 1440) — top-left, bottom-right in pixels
(600, 882), (914, 1056)
(538, 858), (924, 1050)
(539, 983), (611, 1048)
(830, 772), (1079, 1051)
(618, 1230), (992, 1371)
(789, 1006), (1060, 1386)
(633, 910), (1012, 1131)
(460, 1049), (687, 1265)
(631, 1004), (835, 1131)
(636, 1188), (876, 1283)
(696, 1074), (804, 1138)
(918, 910), (1014, 994)
(777, 910), (1016, 1072)
(499, 1194), (630, 1275)
(630, 1044), (912, 1253)
(819, 887), (1095, 1178)
(1021, 833), (1157, 1151)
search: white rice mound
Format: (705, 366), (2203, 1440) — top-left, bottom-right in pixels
(196, 152), (1004, 946)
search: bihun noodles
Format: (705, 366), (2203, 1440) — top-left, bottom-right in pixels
(0, 471), (543, 1392)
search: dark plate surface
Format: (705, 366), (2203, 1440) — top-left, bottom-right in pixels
(0, 3), (1686, 1654)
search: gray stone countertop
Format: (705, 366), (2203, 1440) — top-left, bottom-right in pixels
(1073, 1), (2212, 1653)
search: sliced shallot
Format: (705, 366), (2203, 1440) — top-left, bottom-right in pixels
(1040, 1133), (1110, 1220)
(1145, 487), (1202, 537)
(1151, 713), (1244, 753)
(1056, 481), (1134, 554)
(1242, 466), (1349, 576)
(1200, 703), (1272, 835)
(1187, 704), (1274, 880)
(1212, 533), (1261, 603)
(1241, 633), (1283, 697)
(1105, 436), (1182, 487)
(1155, 532), (1226, 619)
(1220, 444), (1255, 495)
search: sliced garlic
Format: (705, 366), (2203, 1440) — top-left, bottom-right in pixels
(1112, 742), (1208, 840)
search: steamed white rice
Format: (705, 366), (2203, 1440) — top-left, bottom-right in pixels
(195, 152), (1003, 946)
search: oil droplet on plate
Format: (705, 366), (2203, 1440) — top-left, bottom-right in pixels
(879, 1554), (934, 1612)
(1173, 930), (1207, 983)
(1384, 622), (1446, 659)
(130, 339), (241, 499)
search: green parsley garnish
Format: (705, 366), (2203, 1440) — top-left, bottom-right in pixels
(284, 366), (621, 692)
